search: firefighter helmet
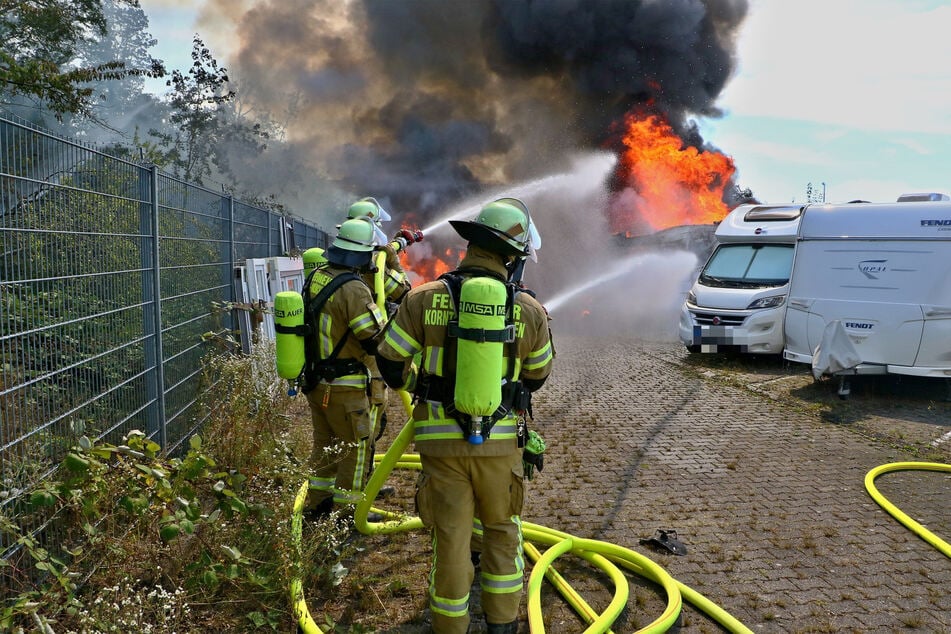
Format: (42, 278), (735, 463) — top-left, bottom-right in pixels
(302, 247), (326, 274)
(332, 217), (377, 252)
(449, 197), (541, 260)
(347, 197), (390, 243)
(326, 217), (378, 268)
(347, 196), (392, 223)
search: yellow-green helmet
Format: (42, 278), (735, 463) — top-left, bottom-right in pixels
(331, 217), (377, 252)
(347, 197), (390, 243)
(302, 247), (326, 273)
(449, 197), (541, 259)
(347, 196), (392, 222)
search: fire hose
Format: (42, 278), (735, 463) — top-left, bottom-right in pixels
(863, 461), (951, 559)
(290, 414), (753, 633)
(290, 425), (951, 632)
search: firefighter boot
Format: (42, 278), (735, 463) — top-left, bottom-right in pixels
(302, 497), (333, 521)
(485, 620), (517, 634)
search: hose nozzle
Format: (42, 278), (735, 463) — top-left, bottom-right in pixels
(392, 228), (424, 251)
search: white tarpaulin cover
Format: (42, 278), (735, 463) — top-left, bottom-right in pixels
(811, 320), (862, 379)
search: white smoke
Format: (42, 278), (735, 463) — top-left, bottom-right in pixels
(474, 151), (701, 341)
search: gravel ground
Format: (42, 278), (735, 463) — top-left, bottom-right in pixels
(313, 334), (951, 634)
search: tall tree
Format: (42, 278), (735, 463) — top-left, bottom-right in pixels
(148, 36), (269, 188)
(0, 0), (164, 118)
(69, 0), (166, 131)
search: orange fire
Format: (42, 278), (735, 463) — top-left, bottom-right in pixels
(403, 246), (462, 286)
(610, 110), (735, 234)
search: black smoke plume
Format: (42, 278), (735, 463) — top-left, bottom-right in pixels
(203, 0), (748, 226)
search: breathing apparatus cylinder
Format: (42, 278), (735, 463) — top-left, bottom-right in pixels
(274, 291), (306, 393)
(453, 277), (507, 444)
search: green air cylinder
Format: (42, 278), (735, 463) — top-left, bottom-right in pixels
(274, 291), (305, 380)
(453, 277), (507, 432)
(302, 247), (326, 275)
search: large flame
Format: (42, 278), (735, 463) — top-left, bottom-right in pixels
(403, 245), (462, 286)
(609, 110), (735, 235)
(382, 212), (461, 286)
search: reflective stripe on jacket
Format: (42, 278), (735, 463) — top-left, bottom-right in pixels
(308, 265), (386, 389)
(377, 248), (553, 457)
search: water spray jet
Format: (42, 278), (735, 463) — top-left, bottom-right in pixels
(418, 153), (617, 235)
(546, 252), (665, 313)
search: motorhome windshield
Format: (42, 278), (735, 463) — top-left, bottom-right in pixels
(699, 244), (794, 288)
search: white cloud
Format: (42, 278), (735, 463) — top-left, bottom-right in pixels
(887, 136), (936, 156)
(722, 0), (951, 134)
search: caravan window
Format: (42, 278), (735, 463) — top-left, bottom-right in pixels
(700, 244), (794, 287)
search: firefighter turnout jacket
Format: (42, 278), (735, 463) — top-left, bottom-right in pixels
(304, 265), (386, 390)
(303, 265), (386, 509)
(376, 246), (554, 455)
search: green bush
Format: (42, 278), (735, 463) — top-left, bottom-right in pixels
(0, 341), (354, 632)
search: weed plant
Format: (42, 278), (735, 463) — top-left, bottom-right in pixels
(0, 341), (356, 632)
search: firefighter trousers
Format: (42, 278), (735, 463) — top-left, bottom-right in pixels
(305, 384), (373, 509)
(416, 452), (525, 634)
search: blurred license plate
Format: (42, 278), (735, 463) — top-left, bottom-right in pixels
(692, 325), (748, 352)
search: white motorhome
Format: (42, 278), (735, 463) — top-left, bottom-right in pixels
(782, 199), (951, 383)
(678, 202), (804, 354)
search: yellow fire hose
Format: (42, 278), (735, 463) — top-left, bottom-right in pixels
(864, 461), (951, 559)
(291, 421), (950, 633)
(290, 480), (323, 633)
(293, 414), (750, 633)
(373, 250), (386, 309)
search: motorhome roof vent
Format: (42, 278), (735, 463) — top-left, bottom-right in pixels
(743, 205), (805, 222)
(896, 192), (949, 202)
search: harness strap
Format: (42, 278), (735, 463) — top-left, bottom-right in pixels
(298, 269), (367, 391)
(447, 322), (516, 343)
(430, 269), (531, 440)
(274, 323), (308, 336)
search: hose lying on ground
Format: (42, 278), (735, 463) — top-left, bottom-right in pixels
(291, 426), (951, 632)
(292, 415), (753, 633)
(864, 461), (951, 559)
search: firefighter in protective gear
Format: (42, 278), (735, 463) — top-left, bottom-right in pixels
(345, 196), (418, 493)
(376, 198), (554, 634)
(302, 217), (388, 519)
(346, 196), (413, 305)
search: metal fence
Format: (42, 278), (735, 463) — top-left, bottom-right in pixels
(0, 115), (328, 558)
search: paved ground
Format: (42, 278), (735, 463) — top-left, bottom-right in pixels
(333, 334), (951, 633)
(522, 335), (951, 633)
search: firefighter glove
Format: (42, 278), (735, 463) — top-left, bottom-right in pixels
(522, 430), (546, 480)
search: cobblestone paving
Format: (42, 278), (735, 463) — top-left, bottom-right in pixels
(521, 335), (951, 633)
(364, 334), (951, 634)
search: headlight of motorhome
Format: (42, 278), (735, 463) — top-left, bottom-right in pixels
(746, 294), (786, 309)
(686, 290), (697, 305)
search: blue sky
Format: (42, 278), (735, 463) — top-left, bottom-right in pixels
(138, 0), (951, 206)
(702, 0), (951, 204)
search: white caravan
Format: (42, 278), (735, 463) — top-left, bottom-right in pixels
(782, 199), (951, 383)
(678, 202), (804, 354)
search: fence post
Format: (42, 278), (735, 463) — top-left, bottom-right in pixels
(224, 194), (235, 302)
(139, 166), (157, 443)
(270, 210), (277, 257)
(149, 165), (167, 449)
